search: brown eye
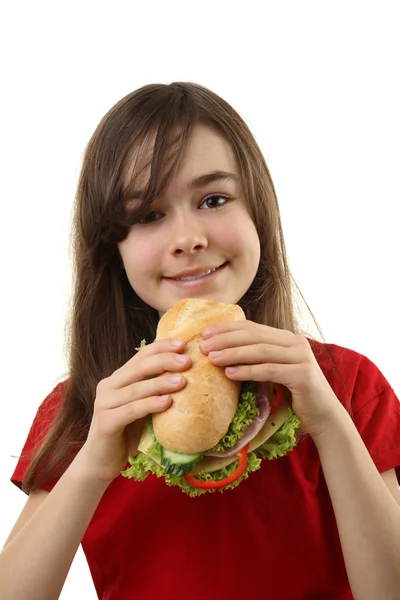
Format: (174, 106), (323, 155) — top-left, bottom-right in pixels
(139, 211), (163, 224)
(199, 194), (230, 210)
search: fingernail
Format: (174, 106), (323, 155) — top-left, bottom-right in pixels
(158, 395), (170, 402)
(209, 351), (222, 359)
(202, 327), (216, 338)
(170, 339), (184, 348)
(226, 366), (238, 374)
(168, 375), (182, 384)
(175, 355), (188, 363)
(200, 339), (213, 348)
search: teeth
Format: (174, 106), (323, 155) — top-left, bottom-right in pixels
(174, 266), (218, 281)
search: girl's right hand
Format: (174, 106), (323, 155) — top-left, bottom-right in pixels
(76, 338), (190, 484)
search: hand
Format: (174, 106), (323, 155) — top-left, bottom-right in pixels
(78, 338), (191, 483)
(199, 321), (343, 438)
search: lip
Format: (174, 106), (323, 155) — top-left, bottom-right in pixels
(164, 262), (228, 286)
(165, 264), (225, 279)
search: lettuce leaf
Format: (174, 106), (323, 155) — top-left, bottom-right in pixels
(121, 405), (301, 497)
(256, 408), (301, 459)
(135, 339), (147, 352)
(122, 449), (262, 498)
(209, 381), (259, 452)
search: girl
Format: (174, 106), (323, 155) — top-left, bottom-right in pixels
(1, 82), (400, 600)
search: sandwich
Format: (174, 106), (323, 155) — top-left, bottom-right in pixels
(122, 298), (301, 496)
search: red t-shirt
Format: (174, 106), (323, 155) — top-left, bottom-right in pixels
(11, 341), (400, 600)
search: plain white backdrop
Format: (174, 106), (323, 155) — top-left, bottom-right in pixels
(0, 1), (399, 597)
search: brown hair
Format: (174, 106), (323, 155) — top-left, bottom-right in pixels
(23, 82), (349, 492)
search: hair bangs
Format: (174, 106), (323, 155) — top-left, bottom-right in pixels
(107, 111), (197, 243)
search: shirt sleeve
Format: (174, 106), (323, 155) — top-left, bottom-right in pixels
(352, 355), (400, 483)
(10, 381), (66, 494)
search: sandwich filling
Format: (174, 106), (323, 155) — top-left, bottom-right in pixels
(122, 381), (301, 497)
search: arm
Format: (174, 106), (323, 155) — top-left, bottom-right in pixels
(0, 448), (110, 600)
(313, 405), (400, 600)
(199, 322), (400, 598)
(0, 337), (190, 600)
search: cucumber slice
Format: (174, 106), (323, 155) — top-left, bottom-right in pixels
(161, 448), (204, 476)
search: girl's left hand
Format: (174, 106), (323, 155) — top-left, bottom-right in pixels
(199, 320), (344, 438)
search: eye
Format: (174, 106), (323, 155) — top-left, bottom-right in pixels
(139, 210), (163, 224)
(199, 194), (231, 210)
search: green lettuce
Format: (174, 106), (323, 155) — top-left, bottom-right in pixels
(209, 381), (259, 451)
(257, 408), (300, 459)
(122, 449), (262, 498)
(135, 339), (147, 352)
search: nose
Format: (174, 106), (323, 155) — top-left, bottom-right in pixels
(167, 218), (208, 256)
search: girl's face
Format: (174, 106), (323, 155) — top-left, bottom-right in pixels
(118, 124), (261, 316)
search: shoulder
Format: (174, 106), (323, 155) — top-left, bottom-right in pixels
(308, 338), (400, 479)
(11, 379), (69, 492)
(36, 380), (69, 421)
(307, 338), (395, 412)
(23, 379), (69, 445)
(308, 337), (369, 374)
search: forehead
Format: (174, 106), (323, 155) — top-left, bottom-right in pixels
(180, 124), (236, 166)
(123, 124), (238, 194)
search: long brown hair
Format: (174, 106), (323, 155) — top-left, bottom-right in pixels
(23, 82), (348, 492)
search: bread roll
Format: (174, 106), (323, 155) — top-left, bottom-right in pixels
(152, 298), (246, 454)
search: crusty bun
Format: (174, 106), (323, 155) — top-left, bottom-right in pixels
(152, 298), (246, 454)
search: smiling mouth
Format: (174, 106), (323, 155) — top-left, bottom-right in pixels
(166, 262), (228, 282)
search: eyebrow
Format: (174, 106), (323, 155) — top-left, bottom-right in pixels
(189, 170), (240, 189)
(129, 170), (240, 199)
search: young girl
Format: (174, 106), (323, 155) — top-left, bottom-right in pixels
(1, 82), (400, 600)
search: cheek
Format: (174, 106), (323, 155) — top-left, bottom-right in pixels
(216, 214), (260, 255)
(119, 232), (161, 276)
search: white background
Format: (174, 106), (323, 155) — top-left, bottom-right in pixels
(0, 1), (399, 597)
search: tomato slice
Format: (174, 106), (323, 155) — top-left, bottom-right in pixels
(270, 384), (284, 414)
(184, 443), (250, 490)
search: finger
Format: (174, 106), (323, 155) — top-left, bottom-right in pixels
(126, 337), (186, 368)
(132, 337), (185, 359)
(121, 372), (187, 408)
(200, 325), (295, 351)
(110, 394), (173, 431)
(99, 372), (187, 410)
(111, 343), (189, 388)
(200, 330), (255, 354)
(207, 344), (300, 367)
(224, 362), (301, 386)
